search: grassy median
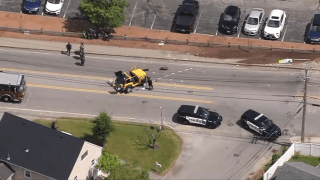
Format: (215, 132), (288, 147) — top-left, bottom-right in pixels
(35, 118), (182, 175)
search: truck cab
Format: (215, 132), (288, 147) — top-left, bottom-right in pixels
(0, 72), (27, 103)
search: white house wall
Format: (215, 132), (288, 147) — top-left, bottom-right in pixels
(68, 142), (102, 180)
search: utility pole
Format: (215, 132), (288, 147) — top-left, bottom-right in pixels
(301, 68), (309, 143)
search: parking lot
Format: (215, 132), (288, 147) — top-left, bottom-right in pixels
(0, 0), (319, 43)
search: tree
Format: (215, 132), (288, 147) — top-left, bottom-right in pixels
(135, 126), (161, 150)
(97, 151), (149, 180)
(96, 151), (122, 175)
(92, 112), (115, 143)
(80, 0), (129, 29)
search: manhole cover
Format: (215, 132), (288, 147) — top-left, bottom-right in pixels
(228, 123), (234, 127)
(234, 153), (240, 157)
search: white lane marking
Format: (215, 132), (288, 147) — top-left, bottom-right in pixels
(185, 69), (189, 71)
(194, 9), (203, 33)
(0, 107), (97, 117)
(42, 12), (44, 16)
(0, 107), (171, 125)
(281, 18), (290, 42)
(63, 0), (71, 19)
(20, 10), (22, 13)
(215, 29), (218, 35)
(0, 48), (51, 55)
(190, 68), (193, 69)
(171, 73), (175, 75)
(150, 14), (157, 29)
(178, 71), (182, 73)
(129, 1), (138, 26)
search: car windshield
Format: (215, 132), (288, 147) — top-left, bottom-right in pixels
(179, 11), (193, 17)
(48, 0), (60, 4)
(197, 107), (209, 119)
(18, 79), (26, 93)
(310, 25), (320, 32)
(259, 117), (273, 129)
(267, 20), (280, 27)
(247, 17), (258, 25)
(26, 0), (38, 2)
(223, 14), (233, 21)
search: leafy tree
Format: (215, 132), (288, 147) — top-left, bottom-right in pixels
(96, 151), (122, 175)
(111, 162), (149, 180)
(80, 0), (129, 29)
(97, 151), (149, 180)
(92, 112), (115, 143)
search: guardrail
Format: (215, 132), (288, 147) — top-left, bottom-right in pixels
(1, 26), (320, 55)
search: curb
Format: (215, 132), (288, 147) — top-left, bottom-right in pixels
(0, 44), (317, 71)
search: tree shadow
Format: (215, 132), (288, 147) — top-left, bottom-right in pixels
(82, 134), (104, 147)
(62, 16), (95, 32)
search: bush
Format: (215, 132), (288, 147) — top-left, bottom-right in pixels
(282, 146), (288, 155)
(292, 151), (301, 159)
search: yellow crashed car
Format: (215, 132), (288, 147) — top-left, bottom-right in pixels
(111, 66), (150, 93)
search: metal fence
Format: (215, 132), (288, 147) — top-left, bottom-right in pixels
(1, 26), (320, 55)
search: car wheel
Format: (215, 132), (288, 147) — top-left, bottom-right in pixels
(1, 96), (11, 102)
(183, 120), (190, 125)
(126, 86), (133, 93)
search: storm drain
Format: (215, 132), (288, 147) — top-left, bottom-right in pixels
(228, 123), (234, 127)
(233, 153), (240, 157)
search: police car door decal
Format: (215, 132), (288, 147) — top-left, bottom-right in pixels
(247, 121), (262, 134)
(186, 116), (206, 125)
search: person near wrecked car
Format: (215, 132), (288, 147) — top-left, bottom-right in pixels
(66, 42), (72, 56)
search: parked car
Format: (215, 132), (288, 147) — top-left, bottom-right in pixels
(171, 0), (199, 33)
(263, 9), (286, 40)
(243, 8), (265, 36)
(176, 105), (223, 128)
(23, 0), (41, 14)
(305, 14), (320, 44)
(219, 6), (241, 34)
(45, 0), (64, 15)
(241, 109), (281, 139)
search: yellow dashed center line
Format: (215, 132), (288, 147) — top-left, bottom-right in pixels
(154, 82), (213, 90)
(295, 95), (320, 100)
(1, 68), (213, 91)
(28, 84), (212, 104)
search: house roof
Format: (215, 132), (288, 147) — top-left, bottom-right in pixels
(271, 162), (320, 180)
(0, 162), (14, 180)
(0, 112), (85, 179)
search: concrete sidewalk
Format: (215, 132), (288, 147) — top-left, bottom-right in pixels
(0, 37), (318, 70)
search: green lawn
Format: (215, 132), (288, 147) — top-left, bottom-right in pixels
(289, 154), (320, 167)
(35, 118), (182, 175)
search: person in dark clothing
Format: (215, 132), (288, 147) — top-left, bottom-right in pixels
(66, 42), (72, 56)
(147, 77), (153, 90)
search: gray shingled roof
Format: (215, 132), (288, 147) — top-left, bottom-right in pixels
(271, 162), (320, 180)
(0, 162), (14, 180)
(0, 112), (85, 179)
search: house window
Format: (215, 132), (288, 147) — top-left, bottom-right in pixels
(81, 150), (88, 162)
(74, 176), (77, 180)
(91, 159), (95, 166)
(24, 170), (31, 178)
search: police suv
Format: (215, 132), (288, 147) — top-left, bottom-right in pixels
(241, 109), (281, 139)
(177, 105), (223, 128)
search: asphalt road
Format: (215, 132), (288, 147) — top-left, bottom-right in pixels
(0, 47), (319, 179)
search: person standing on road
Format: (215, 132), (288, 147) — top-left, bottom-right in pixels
(80, 42), (84, 52)
(147, 76), (153, 90)
(66, 42), (72, 56)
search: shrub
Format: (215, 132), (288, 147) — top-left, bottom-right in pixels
(292, 151), (301, 159)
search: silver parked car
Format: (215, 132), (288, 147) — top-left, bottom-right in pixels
(243, 8), (265, 35)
